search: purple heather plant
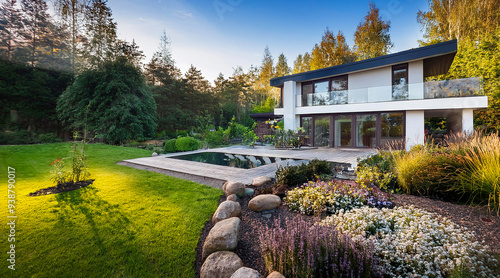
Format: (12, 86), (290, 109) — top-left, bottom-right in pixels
(258, 217), (383, 278)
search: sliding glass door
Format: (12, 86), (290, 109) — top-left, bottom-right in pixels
(314, 116), (330, 147)
(334, 115), (352, 147)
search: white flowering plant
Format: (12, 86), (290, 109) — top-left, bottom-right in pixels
(320, 206), (498, 278)
(284, 180), (392, 215)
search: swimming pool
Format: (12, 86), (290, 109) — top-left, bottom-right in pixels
(168, 152), (295, 169)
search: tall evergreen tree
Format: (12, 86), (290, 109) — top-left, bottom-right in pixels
(275, 53), (290, 77)
(83, 0), (117, 68)
(302, 52), (311, 72)
(20, 0), (53, 67)
(145, 30), (179, 86)
(0, 0), (24, 61)
(53, 0), (88, 73)
(184, 64), (211, 93)
(354, 1), (393, 60)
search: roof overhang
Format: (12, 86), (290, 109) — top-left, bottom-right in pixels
(270, 40), (457, 87)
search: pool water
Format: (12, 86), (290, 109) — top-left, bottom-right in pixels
(168, 152), (293, 169)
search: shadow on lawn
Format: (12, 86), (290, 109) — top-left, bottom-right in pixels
(54, 185), (149, 274)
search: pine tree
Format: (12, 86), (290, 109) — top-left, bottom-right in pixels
(257, 46), (278, 99)
(184, 64), (211, 93)
(20, 0), (54, 67)
(0, 0), (24, 61)
(354, 1), (393, 60)
(83, 0), (117, 68)
(53, 0), (88, 73)
(275, 53), (290, 77)
(145, 30), (180, 86)
(302, 52), (311, 72)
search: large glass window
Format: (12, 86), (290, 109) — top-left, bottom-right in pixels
(302, 82), (313, 106)
(392, 64), (408, 100)
(314, 116), (330, 147)
(334, 115), (351, 147)
(330, 75), (348, 104)
(313, 80), (329, 106)
(380, 113), (404, 148)
(356, 114), (377, 147)
(301, 117), (313, 146)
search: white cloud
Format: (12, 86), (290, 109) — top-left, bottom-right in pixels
(173, 10), (193, 19)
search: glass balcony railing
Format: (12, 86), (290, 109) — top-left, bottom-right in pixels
(293, 77), (483, 107)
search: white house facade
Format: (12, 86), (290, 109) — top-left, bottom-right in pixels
(271, 40), (488, 150)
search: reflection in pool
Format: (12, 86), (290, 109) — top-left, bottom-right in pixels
(168, 152), (295, 169)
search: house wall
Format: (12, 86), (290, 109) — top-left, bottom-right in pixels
(406, 110), (425, 150)
(408, 61), (424, 100)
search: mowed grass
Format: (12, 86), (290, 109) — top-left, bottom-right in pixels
(0, 143), (222, 277)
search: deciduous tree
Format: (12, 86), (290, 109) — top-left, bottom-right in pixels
(354, 1), (393, 60)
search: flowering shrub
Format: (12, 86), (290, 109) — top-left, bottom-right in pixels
(284, 181), (392, 215)
(320, 206), (498, 277)
(259, 217), (382, 278)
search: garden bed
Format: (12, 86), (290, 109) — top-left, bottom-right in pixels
(195, 188), (500, 277)
(28, 179), (95, 196)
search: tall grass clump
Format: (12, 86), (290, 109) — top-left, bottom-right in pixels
(391, 144), (457, 197)
(258, 217), (382, 278)
(446, 132), (500, 213)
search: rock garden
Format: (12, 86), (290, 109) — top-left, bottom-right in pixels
(196, 133), (500, 278)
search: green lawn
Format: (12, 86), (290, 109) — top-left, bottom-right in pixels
(0, 143), (222, 277)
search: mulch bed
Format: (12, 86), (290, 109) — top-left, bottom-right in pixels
(28, 180), (95, 196)
(195, 187), (500, 277)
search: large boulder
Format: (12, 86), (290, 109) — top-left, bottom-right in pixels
(231, 267), (262, 278)
(212, 201), (241, 224)
(267, 271), (285, 278)
(248, 194), (281, 212)
(252, 176), (272, 187)
(223, 181), (245, 197)
(200, 251), (243, 278)
(202, 217), (241, 259)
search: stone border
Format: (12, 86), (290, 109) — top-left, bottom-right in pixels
(199, 176), (285, 278)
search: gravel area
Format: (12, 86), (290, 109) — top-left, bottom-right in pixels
(195, 191), (500, 277)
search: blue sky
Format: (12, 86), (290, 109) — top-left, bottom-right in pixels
(108, 0), (430, 82)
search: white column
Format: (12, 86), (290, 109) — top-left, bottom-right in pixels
(283, 81), (297, 130)
(462, 108), (474, 135)
(405, 110), (425, 151)
(408, 61), (424, 100)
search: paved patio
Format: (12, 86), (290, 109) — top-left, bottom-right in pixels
(119, 146), (376, 188)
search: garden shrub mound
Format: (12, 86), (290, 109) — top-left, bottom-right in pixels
(29, 179), (94, 196)
(321, 206), (498, 277)
(275, 159), (333, 187)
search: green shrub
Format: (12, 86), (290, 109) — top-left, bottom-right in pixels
(175, 136), (200, 152)
(357, 150), (395, 173)
(204, 127), (228, 147)
(38, 133), (62, 143)
(275, 159), (332, 187)
(164, 139), (177, 153)
(0, 130), (39, 145)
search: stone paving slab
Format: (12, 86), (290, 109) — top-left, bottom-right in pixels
(121, 146), (376, 187)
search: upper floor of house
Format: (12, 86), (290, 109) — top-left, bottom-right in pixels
(271, 40), (485, 114)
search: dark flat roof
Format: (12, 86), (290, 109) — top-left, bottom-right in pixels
(270, 40), (457, 87)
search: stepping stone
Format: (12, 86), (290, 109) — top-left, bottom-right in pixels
(262, 156), (272, 164)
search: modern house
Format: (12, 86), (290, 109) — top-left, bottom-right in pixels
(271, 40), (487, 150)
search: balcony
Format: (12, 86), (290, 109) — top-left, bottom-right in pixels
(295, 77), (482, 107)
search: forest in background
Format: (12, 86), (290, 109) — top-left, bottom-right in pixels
(1, 0), (500, 145)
